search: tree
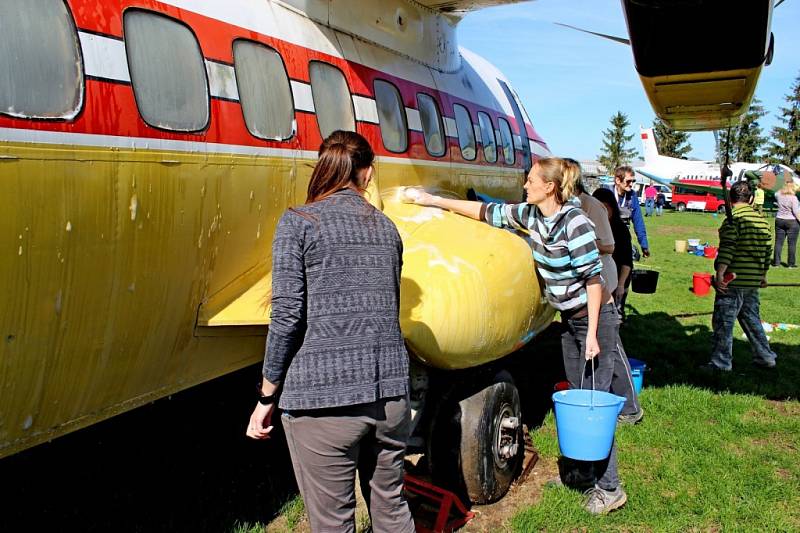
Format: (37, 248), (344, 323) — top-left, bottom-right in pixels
(766, 72), (800, 168)
(598, 111), (638, 173)
(652, 117), (692, 158)
(717, 97), (768, 162)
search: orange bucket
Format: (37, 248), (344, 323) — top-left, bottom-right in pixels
(704, 246), (718, 259)
(693, 272), (713, 296)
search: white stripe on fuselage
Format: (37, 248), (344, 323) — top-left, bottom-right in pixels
(76, 31), (487, 139)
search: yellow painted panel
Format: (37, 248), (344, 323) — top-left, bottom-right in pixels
(0, 140), (551, 457)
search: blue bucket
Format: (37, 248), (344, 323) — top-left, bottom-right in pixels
(629, 358), (647, 394)
(552, 389), (626, 461)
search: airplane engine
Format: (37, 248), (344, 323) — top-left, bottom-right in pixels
(380, 189), (555, 370)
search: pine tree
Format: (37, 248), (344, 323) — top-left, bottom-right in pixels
(717, 97), (768, 162)
(598, 111), (638, 173)
(652, 117), (692, 158)
(766, 73), (800, 167)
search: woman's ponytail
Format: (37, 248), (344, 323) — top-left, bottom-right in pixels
(306, 131), (374, 204)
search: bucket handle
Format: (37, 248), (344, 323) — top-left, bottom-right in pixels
(579, 357), (596, 409)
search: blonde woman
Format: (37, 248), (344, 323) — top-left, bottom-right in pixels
(774, 180), (800, 268)
(409, 158), (627, 514)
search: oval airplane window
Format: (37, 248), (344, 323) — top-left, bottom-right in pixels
(233, 40), (294, 141)
(374, 79), (408, 153)
(498, 117), (515, 165)
(0, 0), (83, 120)
(124, 10), (210, 132)
(477, 112), (497, 163)
(417, 93), (446, 157)
(453, 104), (476, 161)
(309, 61), (355, 139)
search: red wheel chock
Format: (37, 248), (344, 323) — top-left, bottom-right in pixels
(403, 474), (475, 533)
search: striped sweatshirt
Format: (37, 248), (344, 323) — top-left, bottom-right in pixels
(482, 202), (602, 311)
(715, 204), (773, 288)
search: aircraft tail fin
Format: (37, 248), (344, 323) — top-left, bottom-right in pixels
(640, 127), (659, 166)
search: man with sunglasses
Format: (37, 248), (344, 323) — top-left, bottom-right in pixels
(611, 166), (650, 259)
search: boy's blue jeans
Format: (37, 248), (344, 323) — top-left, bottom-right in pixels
(710, 287), (777, 370)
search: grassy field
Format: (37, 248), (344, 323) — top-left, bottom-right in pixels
(512, 211), (800, 532)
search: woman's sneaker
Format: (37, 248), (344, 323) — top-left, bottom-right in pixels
(584, 485), (627, 514)
(618, 408), (644, 425)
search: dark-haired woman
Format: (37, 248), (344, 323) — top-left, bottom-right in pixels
(593, 187), (642, 425)
(246, 131), (414, 533)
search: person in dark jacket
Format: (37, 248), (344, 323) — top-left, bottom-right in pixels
(246, 131), (414, 533)
(593, 187), (642, 424)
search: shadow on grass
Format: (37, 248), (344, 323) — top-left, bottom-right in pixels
(0, 365), (298, 533)
(621, 309), (800, 400)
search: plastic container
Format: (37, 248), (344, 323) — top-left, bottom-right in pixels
(704, 246), (718, 259)
(688, 239), (701, 247)
(675, 240), (687, 253)
(693, 272), (713, 296)
(552, 390), (626, 460)
(631, 269), (659, 294)
(628, 358), (647, 394)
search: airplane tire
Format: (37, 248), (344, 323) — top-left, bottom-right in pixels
(676, 202), (686, 212)
(717, 205), (726, 214)
(457, 372), (523, 504)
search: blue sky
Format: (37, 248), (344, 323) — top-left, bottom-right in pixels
(459, 0), (800, 162)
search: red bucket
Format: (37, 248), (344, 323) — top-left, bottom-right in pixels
(704, 246), (718, 259)
(693, 272), (713, 296)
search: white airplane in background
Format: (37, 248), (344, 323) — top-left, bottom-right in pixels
(635, 127), (797, 193)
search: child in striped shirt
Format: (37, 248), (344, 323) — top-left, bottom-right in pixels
(408, 157), (627, 514)
(706, 181), (777, 370)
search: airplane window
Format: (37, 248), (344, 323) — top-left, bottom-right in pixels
(233, 40), (294, 141)
(416, 93), (445, 157)
(453, 104), (476, 161)
(373, 80), (408, 153)
(498, 117), (515, 165)
(0, 0), (83, 120)
(477, 112), (497, 163)
(124, 10), (209, 132)
(309, 61), (355, 139)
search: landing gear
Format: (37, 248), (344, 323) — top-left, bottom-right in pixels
(676, 202), (686, 212)
(428, 371), (524, 504)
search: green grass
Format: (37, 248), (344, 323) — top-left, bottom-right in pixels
(513, 211), (800, 532)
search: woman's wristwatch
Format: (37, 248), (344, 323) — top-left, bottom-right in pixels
(257, 384), (277, 405)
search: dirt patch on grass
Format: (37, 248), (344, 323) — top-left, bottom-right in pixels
(747, 435), (798, 453)
(768, 400), (800, 416)
(461, 457), (558, 532)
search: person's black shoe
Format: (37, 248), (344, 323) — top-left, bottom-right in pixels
(698, 361), (730, 372)
(752, 358), (776, 369)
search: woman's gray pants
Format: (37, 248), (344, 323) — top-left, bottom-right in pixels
(281, 396), (415, 533)
(561, 303), (621, 491)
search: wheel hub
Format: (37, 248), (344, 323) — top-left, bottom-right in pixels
(493, 404), (519, 468)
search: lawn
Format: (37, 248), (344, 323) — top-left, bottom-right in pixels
(512, 211), (800, 532)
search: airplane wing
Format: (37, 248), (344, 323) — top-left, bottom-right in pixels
(634, 169), (676, 187)
(417, 0), (530, 15)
